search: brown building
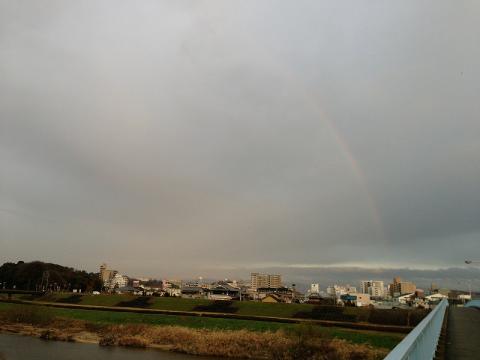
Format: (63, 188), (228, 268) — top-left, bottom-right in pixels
(250, 273), (282, 290)
(389, 277), (416, 296)
(99, 263), (116, 285)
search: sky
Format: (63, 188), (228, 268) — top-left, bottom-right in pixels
(1, 1), (479, 288)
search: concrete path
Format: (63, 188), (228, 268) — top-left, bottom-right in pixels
(446, 306), (480, 360)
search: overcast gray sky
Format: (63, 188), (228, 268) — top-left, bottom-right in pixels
(1, 1), (479, 285)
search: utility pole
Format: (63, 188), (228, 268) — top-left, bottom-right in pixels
(40, 271), (50, 291)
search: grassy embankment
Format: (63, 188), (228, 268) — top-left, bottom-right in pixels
(0, 303), (397, 359)
(0, 301), (403, 350)
(16, 293), (426, 327)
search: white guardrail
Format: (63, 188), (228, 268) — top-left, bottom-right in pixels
(384, 298), (448, 360)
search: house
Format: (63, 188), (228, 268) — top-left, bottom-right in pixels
(206, 283), (240, 300)
(425, 293), (448, 303)
(397, 293), (415, 304)
(255, 287), (303, 303)
(339, 293), (371, 307)
(261, 294), (282, 303)
(114, 286), (140, 295)
(181, 286), (205, 298)
(165, 288), (181, 297)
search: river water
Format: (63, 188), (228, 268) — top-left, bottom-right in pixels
(0, 333), (215, 360)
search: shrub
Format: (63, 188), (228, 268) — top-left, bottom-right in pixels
(58, 295), (83, 304)
(117, 336), (149, 348)
(116, 296), (153, 308)
(294, 306), (357, 322)
(99, 333), (117, 346)
(408, 309), (430, 326)
(193, 301), (239, 313)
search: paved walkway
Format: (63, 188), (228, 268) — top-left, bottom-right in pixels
(446, 306), (480, 360)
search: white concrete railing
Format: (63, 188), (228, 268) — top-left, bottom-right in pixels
(384, 298), (448, 360)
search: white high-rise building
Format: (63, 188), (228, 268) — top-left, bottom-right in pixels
(310, 283), (320, 294)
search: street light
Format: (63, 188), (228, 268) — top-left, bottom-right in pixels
(465, 260), (480, 265)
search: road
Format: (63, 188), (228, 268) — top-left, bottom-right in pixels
(446, 306), (480, 360)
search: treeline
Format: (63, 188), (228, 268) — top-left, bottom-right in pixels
(0, 261), (102, 292)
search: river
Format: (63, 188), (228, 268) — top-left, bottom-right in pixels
(0, 333), (215, 360)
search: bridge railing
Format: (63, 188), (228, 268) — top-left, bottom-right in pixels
(384, 298), (448, 360)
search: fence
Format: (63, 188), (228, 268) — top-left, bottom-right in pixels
(384, 298), (448, 360)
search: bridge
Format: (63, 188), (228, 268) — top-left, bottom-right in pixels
(0, 289), (45, 299)
(385, 298), (480, 360)
(445, 301), (480, 360)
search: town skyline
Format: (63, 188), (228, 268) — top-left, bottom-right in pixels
(2, 258), (478, 292)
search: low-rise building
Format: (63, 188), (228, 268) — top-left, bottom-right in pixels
(339, 293), (371, 307)
(458, 294), (472, 302)
(181, 286), (205, 298)
(261, 294), (282, 303)
(206, 283), (240, 300)
(425, 293), (448, 303)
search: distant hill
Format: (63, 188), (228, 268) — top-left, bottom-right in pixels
(0, 261), (101, 292)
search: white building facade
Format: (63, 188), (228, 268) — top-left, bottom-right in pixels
(361, 280), (385, 298)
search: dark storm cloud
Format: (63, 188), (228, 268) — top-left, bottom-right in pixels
(1, 1), (479, 284)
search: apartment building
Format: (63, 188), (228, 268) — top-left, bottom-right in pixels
(250, 273), (282, 290)
(389, 277), (416, 296)
(99, 263), (116, 285)
(361, 280), (385, 297)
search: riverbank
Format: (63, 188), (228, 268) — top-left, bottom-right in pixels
(2, 295), (418, 334)
(0, 301), (405, 349)
(0, 304), (391, 359)
(8, 293), (426, 329)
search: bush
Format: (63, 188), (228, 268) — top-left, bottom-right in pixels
(367, 309), (428, 326)
(116, 296), (153, 308)
(193, 301), (239, 313)
(294, 306), (357, 322)
(118, 336), (149, 348)
(58, 295), (83, 304)
(408, 309), (430, 326)
(99, 333), (117, 346)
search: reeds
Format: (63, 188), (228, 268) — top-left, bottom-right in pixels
(98, 323), (387, 359)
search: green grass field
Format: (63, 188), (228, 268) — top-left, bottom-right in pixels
(7, 292), (427, 328)
(0, 302), (404, 349)
(27, 293), (316, 316)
